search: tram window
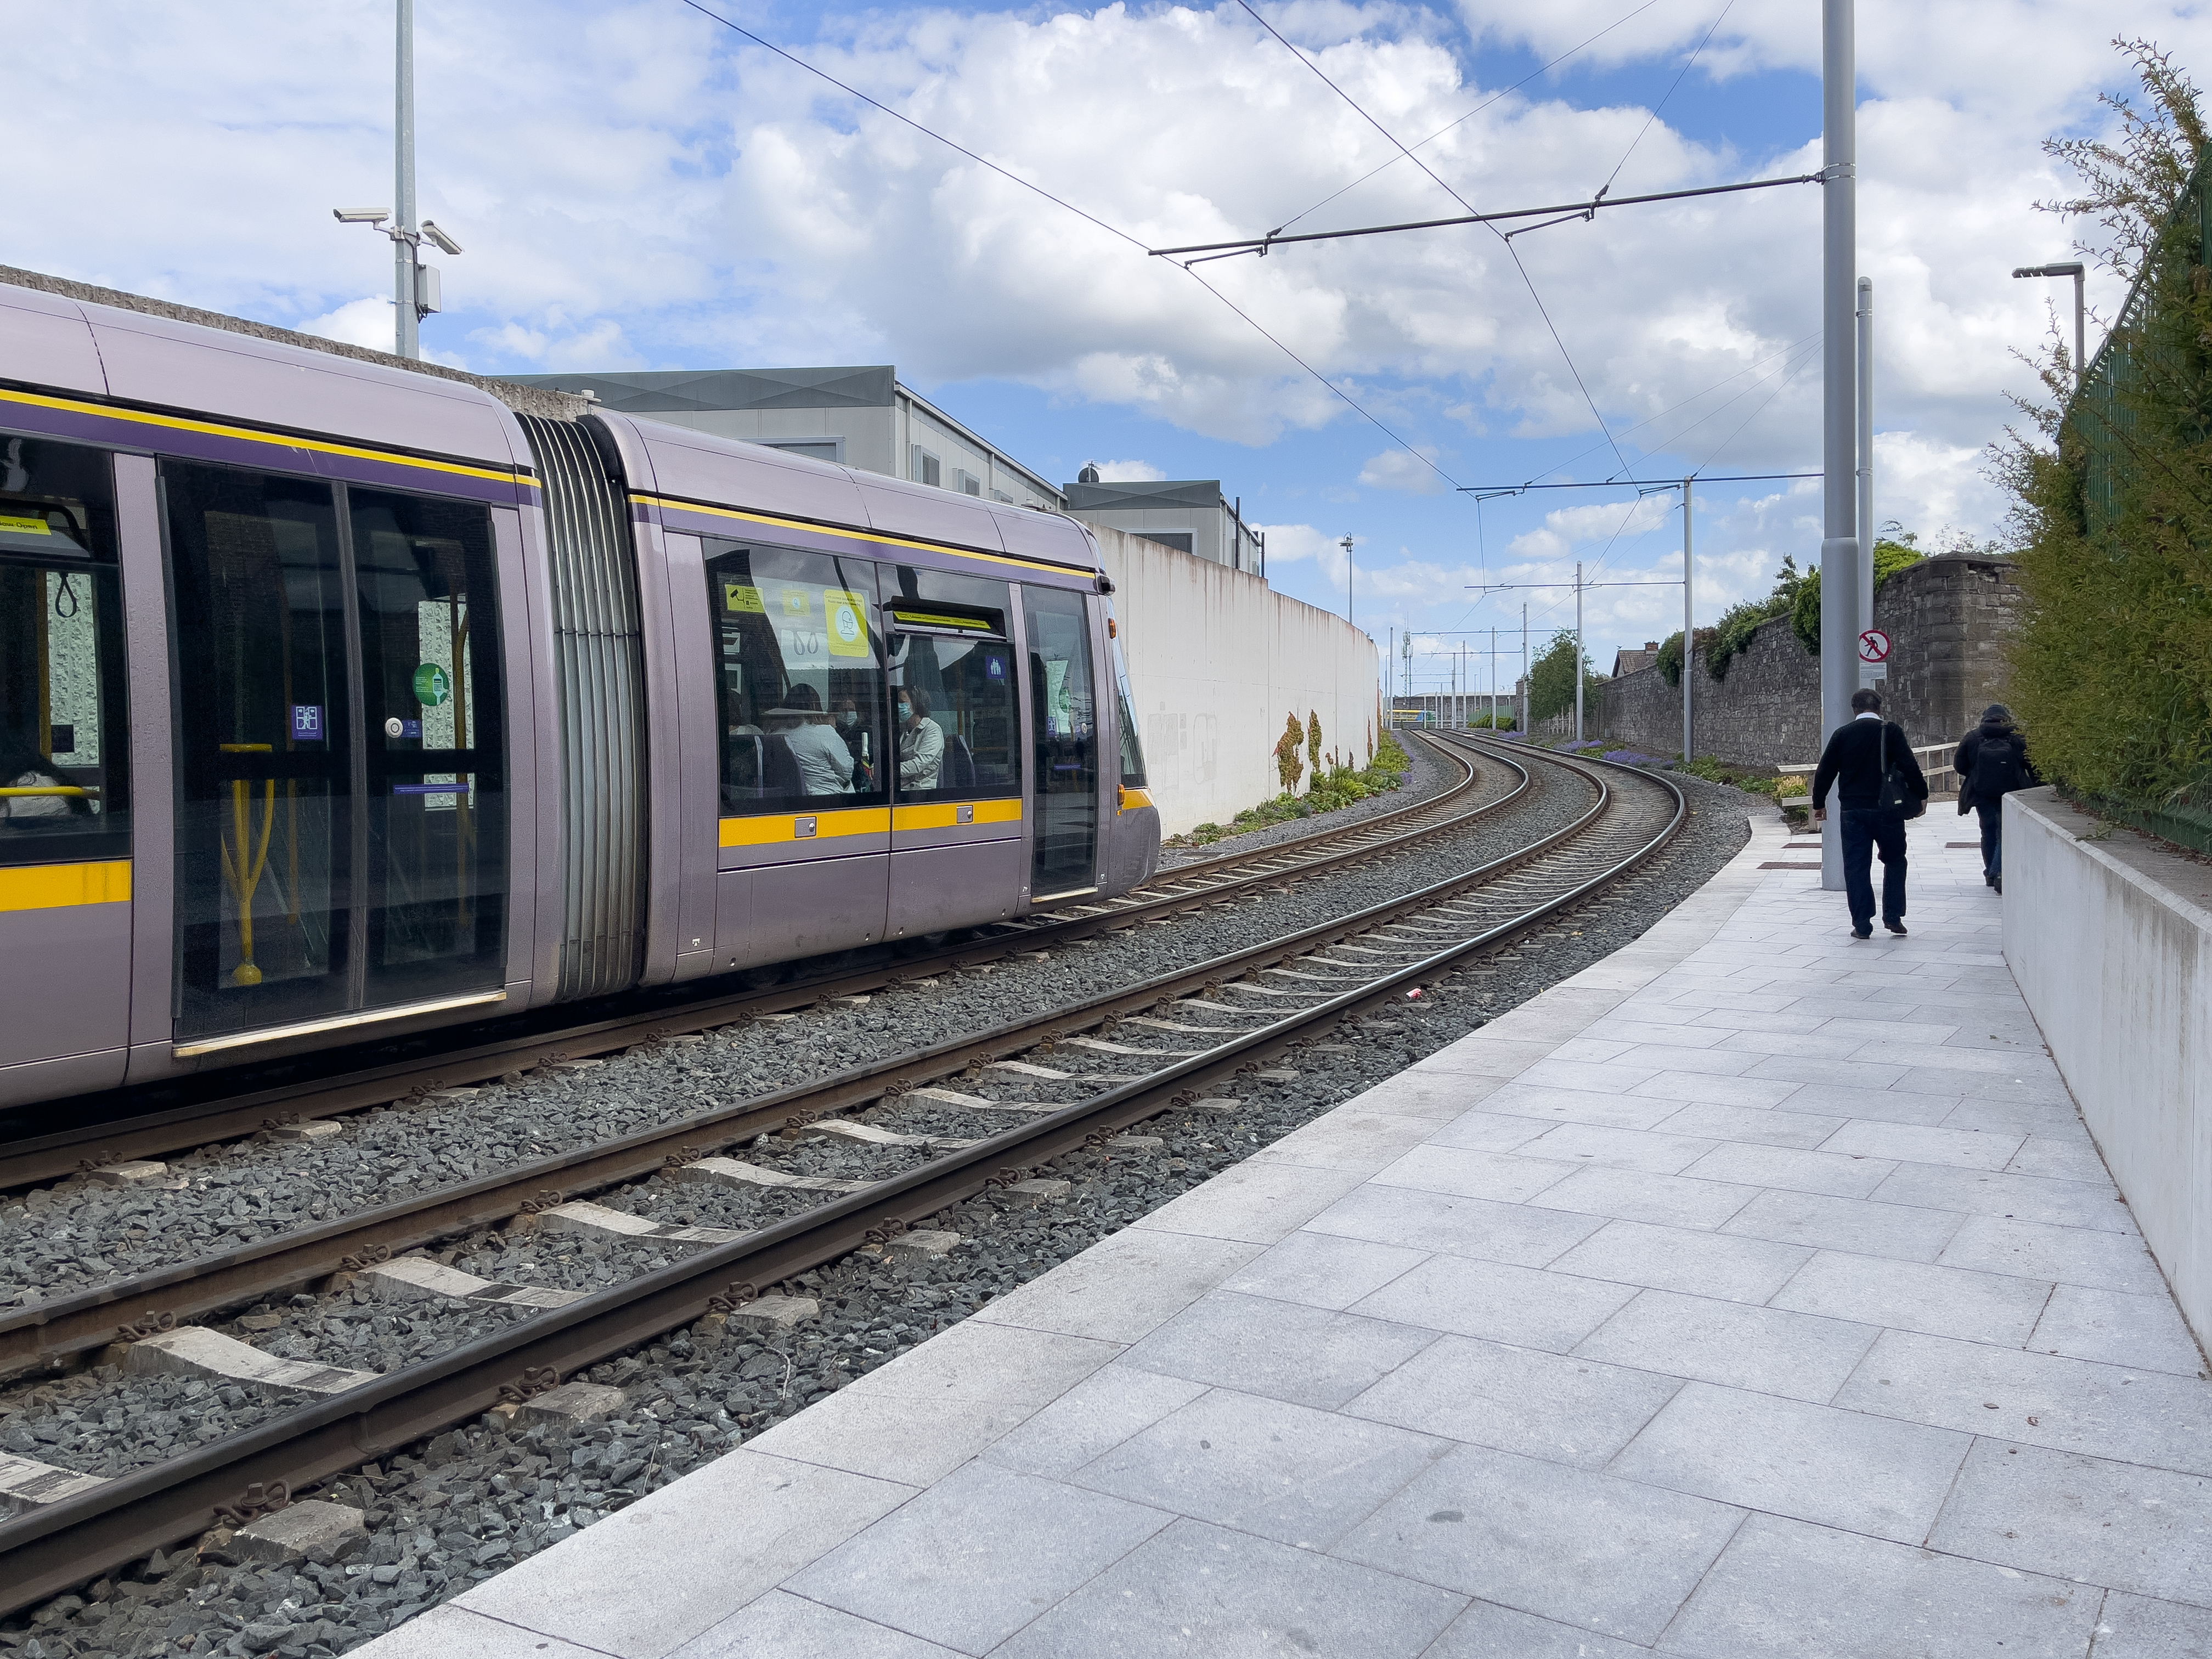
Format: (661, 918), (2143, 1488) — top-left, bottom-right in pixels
(164, 464), (351, 1037)
(0, 437), (129, 866)
(1109, 624), (1147, 789)
(880, 565), (1019, 803)
(348, 489), (506, 1006)
(702, 539), (885, 816)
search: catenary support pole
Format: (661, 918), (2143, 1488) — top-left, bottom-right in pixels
(394, 0), (419, 360)
(1491, 624), (1498, 730)
(1520, 602), (1529, 736)
(1858, 276), (1876, 689)
(1573, 561), (1585, 746)
(1683, 478), (1694, 765)
(1819, 0), (1860, 892)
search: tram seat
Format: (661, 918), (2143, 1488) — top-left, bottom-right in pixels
(941, 732), (976, 791)
(719, 733), (804, 810)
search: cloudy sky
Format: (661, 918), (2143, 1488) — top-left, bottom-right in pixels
(7, 0), (2187, 695)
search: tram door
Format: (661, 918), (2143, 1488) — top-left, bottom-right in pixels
(1023, 585), (1099, 898)
(165, 464), (506, 1046)
(0, 437), (133, 1094)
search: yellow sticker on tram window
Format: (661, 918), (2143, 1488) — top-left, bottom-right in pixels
(723, 581), (765, 614)
(824, 589), (870, 658)
(0, 514), (51, 536)
(780, 587), (811, 618)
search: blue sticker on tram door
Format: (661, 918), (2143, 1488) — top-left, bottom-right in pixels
(986, 657), (1005, 680)
(292, 704), (324, 741)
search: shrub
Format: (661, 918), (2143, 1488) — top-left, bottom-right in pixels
(1273, 713), (1305, 792)
(1995, 38), (2212, 820)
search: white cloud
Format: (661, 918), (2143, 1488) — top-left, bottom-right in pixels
(0, 0), (2195, 548)
(1089, 458), (1166, 481)
(1358, 446), (1449, 493)
(302, 296), (393, 351)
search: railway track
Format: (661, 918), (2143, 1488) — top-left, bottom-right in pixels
(0, 733), (1510, 1192)
(0, 738), (1684, 1617)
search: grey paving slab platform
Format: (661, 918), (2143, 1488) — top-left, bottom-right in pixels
(351, 804), (2212, 1659)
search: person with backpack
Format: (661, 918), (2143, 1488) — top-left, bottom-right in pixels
(1812, 688), (1929, 939)
(1955, 704), (2036, 893)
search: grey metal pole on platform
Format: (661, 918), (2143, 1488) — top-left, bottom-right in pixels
(1818, 0), (1860, 892)
(394, 0), (419, 360)
(1682, 478), (1694, 765)
(1857, 277), (1876, 689)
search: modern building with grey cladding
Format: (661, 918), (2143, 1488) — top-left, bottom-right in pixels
(1060, 475), (1266, 573)
(506, 366), (1065, 513)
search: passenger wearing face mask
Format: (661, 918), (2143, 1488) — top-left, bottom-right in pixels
(896, 685), (944, 793)
(832, 696), (873, 788)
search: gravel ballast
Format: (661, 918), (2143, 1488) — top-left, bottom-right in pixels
(0, 768), (1755, 1659)
(0, 741), (1547, 1308)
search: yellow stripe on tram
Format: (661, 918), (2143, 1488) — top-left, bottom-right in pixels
(891, 800), (1024, 831)
(719, 808), (892, 848)
(631, 494), (1092, 578)
(0, 859), (132, 912)
(0, 388), (533, 490)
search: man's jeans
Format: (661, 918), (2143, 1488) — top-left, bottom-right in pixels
(1975, 799), (2004, 881)
(1841, 807), (1909, 930)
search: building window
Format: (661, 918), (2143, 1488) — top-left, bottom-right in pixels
(910, 447), (941, 488)
(1138, 531), (1194, 555)
(953, 469), (983, 498)
(990, 489), (1013, 504)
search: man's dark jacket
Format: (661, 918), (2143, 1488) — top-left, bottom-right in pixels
(1955, 715), (2036, 813)
(1812, 716), (1928, 811)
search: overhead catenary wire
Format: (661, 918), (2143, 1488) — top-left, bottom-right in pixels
(1232, 0), (1634, 479)
(1595, 1), (1737, 201)
(673, 0), (1462, 490)
(1269, 0), (1668, 237)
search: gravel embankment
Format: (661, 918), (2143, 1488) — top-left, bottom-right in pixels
(1154, 737), (1456, 870)
(0, 770), (1753, 1659)
(0, 743), (1551, 1308)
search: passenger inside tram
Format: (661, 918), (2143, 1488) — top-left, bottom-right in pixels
(897, 685), (944, 792)
(764, 684), (857, 797)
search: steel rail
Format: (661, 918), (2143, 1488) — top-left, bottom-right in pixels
(0, 736), (1508, 1190)
(0, 742), (1683, 1616)
(0, 743), (1538, 1378)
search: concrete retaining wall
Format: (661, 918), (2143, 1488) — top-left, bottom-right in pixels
(1093, 526), (1379, 836)
(2006, 787), (2212, 1350)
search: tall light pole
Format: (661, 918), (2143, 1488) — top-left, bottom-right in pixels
(1818, 0), (1860, 892)
(394, 0), (418, 359)
(334, 2), (463, 360)
(1520, 601), (1529, 736)
(1340, 534), (1355, 628)
(2013, 262), (2087, 390)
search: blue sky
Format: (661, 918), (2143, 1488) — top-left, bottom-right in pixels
(7, 0), (2181, 700)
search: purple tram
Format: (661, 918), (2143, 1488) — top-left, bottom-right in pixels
(0, 276), (1158, 1111)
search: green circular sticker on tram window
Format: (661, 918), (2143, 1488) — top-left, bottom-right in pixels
(413, 663), (452, 707)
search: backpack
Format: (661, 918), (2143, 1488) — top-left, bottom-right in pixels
(1972, 734), (2024, 800)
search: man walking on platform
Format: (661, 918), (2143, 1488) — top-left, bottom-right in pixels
(1955, 703), (2035, 894)
(1812, 689), (1928, 939)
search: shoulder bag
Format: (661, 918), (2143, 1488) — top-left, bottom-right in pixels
(1879, 724), (1925, 819)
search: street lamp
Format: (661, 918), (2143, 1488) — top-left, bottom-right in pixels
(2013, 262), (2086, 390)
(1340, 534), (1355, 627)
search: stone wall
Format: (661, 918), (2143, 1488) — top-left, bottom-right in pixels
(1591, 555), (2026, 766)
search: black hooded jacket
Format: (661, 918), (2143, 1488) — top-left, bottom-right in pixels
(1955, 715), (2035, 812)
